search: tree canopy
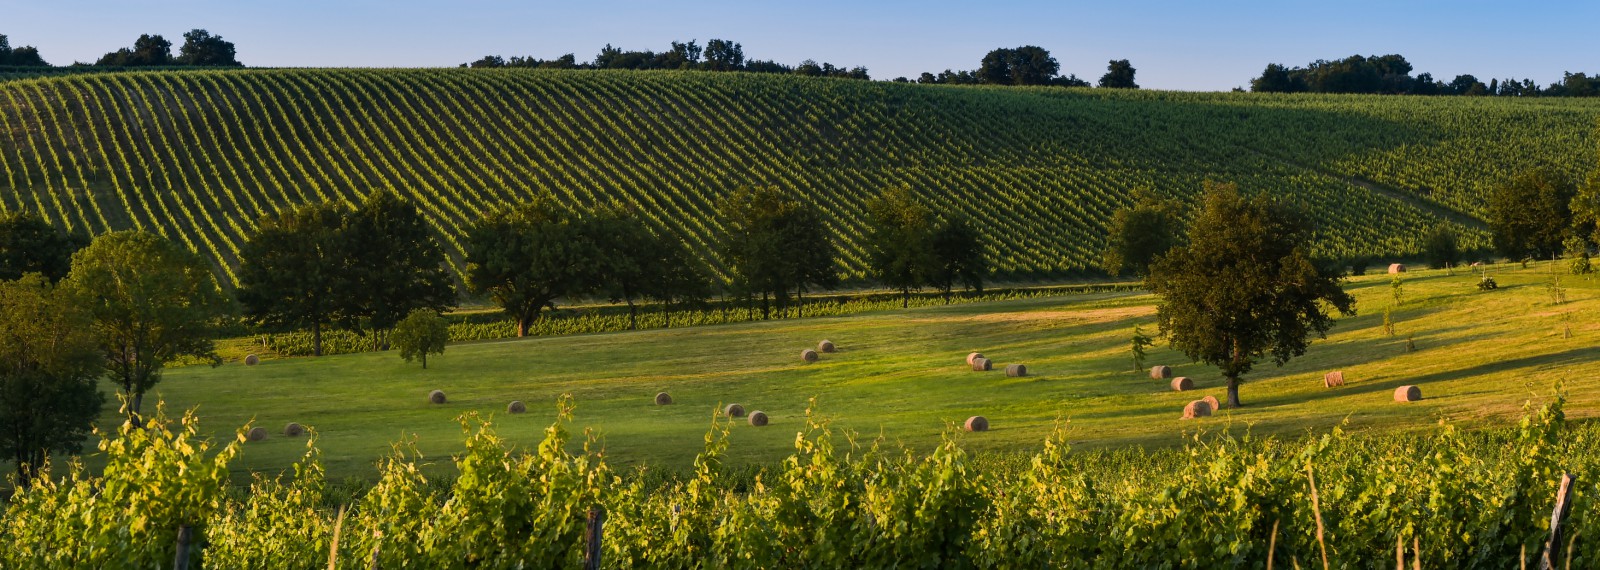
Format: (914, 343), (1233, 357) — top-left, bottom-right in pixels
(866, 186), (935, 307)
(464, 38), (869, 80)
(1250, 53), (1600, 97)
(342, 189), (455, 335)
(176, 29), (241, 66)
(719, 186), (838, 319)
(392, 309), (448, 369)
(465, 198), (606, 337)
(1100, 189), (1184, 277)
(1098, 59), (1138, 89)
(0, 34), (49, 67)
(63, 231), (227, 424)
(1487, 168), (1576, 260)
(95, 34), (173, 67)
(926, 215), (987, 303)
(0, 274), (104, 485)
(0, 211), (84, 282)
(237, 201), (354, 357)
(1145, 183), (1355, 409)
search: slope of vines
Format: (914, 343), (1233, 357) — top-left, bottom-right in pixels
(0, 68), (1596, 285)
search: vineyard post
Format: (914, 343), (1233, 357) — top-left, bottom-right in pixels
(173, 524), (193, 569)
(584, 506), (606, 570)
(1538, 473), (1577, 570)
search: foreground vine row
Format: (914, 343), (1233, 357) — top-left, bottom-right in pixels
(1, 394), (1592, 568)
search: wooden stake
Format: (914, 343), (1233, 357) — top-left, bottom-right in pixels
(1539, 473), (1578, 570)
(328, 504), (346, 570)
(173, 525), (193, 570)
(1267, 519), (1278, 570)
(1307, 465), (1329, 570)
(584, 506), (606, 570)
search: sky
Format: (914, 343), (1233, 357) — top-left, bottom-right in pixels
(4, 1), (1597, 91)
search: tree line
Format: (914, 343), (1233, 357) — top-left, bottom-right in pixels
(0, 29), (241, 68)
(1251, 53), (1600, 97)
(463, 38), (871, 80)
(904, 45), (1139, 89)
(0, 186), (984, 486)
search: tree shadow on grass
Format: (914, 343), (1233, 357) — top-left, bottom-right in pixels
(1258, 345), (1600, 409)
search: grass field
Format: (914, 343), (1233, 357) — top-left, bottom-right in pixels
(84, 261), (1600, 481)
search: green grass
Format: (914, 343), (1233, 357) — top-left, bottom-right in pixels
(2, 68), (1597, 284)
(96, 262), (1600, 481)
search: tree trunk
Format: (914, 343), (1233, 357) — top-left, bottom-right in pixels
(1226, 375), (1242, 408)
(761, 292), (770, 320)
(130, 391), (145, 428)
(627, 300), (638, 330)
(312, 322), (323, 357)
(902, 287), (910, 308)
(517, 317), (530, 337)
(797, 288), (804, 318)
(944, 287), (952, 305)
(421, 353), (427, 370)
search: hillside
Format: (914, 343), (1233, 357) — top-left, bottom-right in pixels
(1, 68), (1597, 284)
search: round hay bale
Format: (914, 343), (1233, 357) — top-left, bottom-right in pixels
(1202, 395), (1221, 412)
(655, 392), (673, 406)
(1323, 371), (1345, 388)
(725, 403), (746, 418)
(507, 400), (526, 414)
(801, 349), (819, 363)
(1005, 363), (1027, 377)
(964, 415), (989, 432)
(1170, 376), (1194, 391)
(748, 410), (769, 426)
(971, 357), (992, 372)
(1394, 385), (1422, 402)
(428, 390), (447, 404)
(966, 352), (985, 366)
(244, 354), (261, 366)
(818, 340), (836, 353)
(283, 422), (304, 437)
(1388, 263), (1407, 274)
(1150, 365), (1172, 379)
(247, 427), (268, 442)
(1182, 400), (1213, 419)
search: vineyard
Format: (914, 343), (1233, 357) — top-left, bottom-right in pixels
(0, 395), (1593, 567)
(1, 68), (1596, 284)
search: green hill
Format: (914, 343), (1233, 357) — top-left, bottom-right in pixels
(1, 68), (1597, 284)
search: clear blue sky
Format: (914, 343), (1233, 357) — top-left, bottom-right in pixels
(6, 0), (1596, 91)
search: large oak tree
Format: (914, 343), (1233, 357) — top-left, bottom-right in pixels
(1145, 183), (1354, 408)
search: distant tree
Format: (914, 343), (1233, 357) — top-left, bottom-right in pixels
(466, 55), (507, 68)
(1146, 183), (1355, 409)
(654, 40), (701, 69)
(391, 309), (448, 369)
(95, 34), (173, 67)
(926, 215), (987, 303)
(1487, 168), (1575, 260)
(1449, 74), (1488, 96)
(1422, 224), (1462, 269)
(63, 231), (227, 425)
(1100, 189), (1184, 277)
(703, 39), (744, 71)
(592, 204), (668, 330)
(979, 46), (1060, 86)
(0, 34), (49, 67)
(1561, 72), (1599, 97)
(0, 274), (104, 486)
(176, 29), (241, 66)
(465, 198), (604, 336)
(866, 186), (935, 307)
(719, 186), (836, 319)
(1250, 63), (1302, 93)
(1098, 59), (1139, 89)
(343, 189), (455, 339)
(0, 211), (85, 282)
(743, 59), (791, 74)
(237, 201), (353, 357)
